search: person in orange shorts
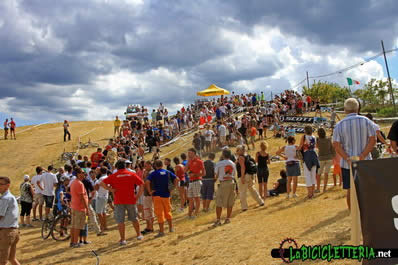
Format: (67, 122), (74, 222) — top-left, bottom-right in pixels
(146, 160), (178, 238)
(332, 154), (342, 186)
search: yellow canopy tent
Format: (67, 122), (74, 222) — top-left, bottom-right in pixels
(197, 84), (230, 97)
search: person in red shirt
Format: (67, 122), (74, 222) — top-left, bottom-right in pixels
(297, 99), (303, 116)
(90, 148), (104, 169)
(9, 118), (16, 140)
(185, 148), (205, 218)
(70, 168), (89, 248)
(101, 160), (144, 245)
(306, 95), (312, 112)
(173, 157), (186, 211)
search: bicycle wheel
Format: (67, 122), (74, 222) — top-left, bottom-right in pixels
(52, 214), (71, 241)
(41, 219), (52, 240)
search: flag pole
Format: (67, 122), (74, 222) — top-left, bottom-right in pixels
(381, 40), (397, 114)
(350, 159), (362, 265)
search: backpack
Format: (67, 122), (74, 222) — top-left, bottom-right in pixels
(245, 155), (257, 175)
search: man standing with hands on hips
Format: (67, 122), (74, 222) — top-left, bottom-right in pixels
(0, 176), (21, 265)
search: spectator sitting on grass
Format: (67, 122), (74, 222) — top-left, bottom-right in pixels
(269, 170), (288, 196)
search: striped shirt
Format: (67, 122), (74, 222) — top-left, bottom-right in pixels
(332, 113), (376, 169)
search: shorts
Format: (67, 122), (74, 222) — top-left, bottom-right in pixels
(179, 180), (187, 187)
(341, 168), (356, 190)
(319, 160), (333, 175)
(220, 136), (226, 143)
(114, 204), (138, 224)
(20, 201), (33, 216)
(43, 195), (54, 208)
(216, 180), (236, 208)
(33, 193), (44, 206)
(95, 197), (107, 214)
(205, 141), (211, 148)
(153, 196), (172, 224)
(250, 135), (255, 142)
(286, 162), (301, 177)
(79, 224), (88, 237)
(200, 180), (215, 200)
(0, 228), (19, 264)
(333, 163), (341, 175)
(187, 180), (202, 198)
(258, 128), (263, 136)
(257, 167), (269, 183)
(143, 196), (154, 221)
(71, 209), (86, 230)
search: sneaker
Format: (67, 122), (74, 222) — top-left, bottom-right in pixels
(21, 224), (26, 227)
(141, 229), (154, 235)
(286, 194), (291, 199)
(169, 228), (175, 233)
(83, 241), (91, 245)
(71, 243), (81, 248)
(26, 224), (34, 228)
(137, 235), (144, 240)
(32, 218), (39, 222)
(292, 194), (298, 198)
(119, 240), (127, 246)
(242, 209), (248, 212)
(154, 232), (165, 238)
(212, 220), (222, 227)
(224, 219), (231, 225)
(97, 232), (107, 236)
(187, 215), (196, 220)
(314, 189), (320, 193)
(259, 203), (265, 207)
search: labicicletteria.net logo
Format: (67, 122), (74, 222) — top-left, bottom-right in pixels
(271, 238), (395, 263)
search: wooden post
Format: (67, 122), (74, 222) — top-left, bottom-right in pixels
(350, 159), (362, 265)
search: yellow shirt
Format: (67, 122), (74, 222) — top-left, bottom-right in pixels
(114, 119), (121, 127)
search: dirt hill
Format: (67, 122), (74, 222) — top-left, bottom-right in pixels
(0, 117), (392, 265)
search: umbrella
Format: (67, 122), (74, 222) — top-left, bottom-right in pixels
(197, 84), (230, 97)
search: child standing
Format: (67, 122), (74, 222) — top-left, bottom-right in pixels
(250, 122), (257, 150)
(332, 153), (342, 186)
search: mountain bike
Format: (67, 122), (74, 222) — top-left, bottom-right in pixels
(41, 209), (72, 241)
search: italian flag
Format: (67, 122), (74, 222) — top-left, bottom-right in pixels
(347, 77), (360, 85)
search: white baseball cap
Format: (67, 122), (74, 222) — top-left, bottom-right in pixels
(24, 175), (30, 181)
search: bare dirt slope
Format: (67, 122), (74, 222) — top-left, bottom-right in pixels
(0, 117), (392, 265)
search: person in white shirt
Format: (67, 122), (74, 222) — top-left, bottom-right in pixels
(40, 165), (58, 219)
(95, 167), (109, 232)
(31, 167), (44, 221)
(218, 122), (227, 146)
(204, 125), (215, 153)
(212, 148), (237, 227)
(234, 117), (242, 130)
(219, 105), (226, 118)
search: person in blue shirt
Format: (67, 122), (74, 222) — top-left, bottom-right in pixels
(146, 160), (178, 238)
(252, 94), (257, 105)
(0, 176), (21, 265)
(216, 108), (222, 120)
(54, 177), (70, 215)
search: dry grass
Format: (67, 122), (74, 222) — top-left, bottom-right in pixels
(0, 115), (393, 265)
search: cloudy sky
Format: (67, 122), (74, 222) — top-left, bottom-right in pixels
(1, 0), (398, 125)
